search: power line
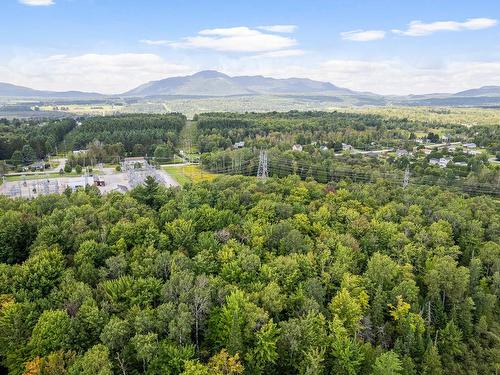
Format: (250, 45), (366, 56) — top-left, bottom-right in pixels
(257, 150), (268, 179)
(202, 152), (500, 196)
(403, 166), (410, 189)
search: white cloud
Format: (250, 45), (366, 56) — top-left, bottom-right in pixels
(170, 26), (297, 53)
(341, 29), (386, 41)
(315, 59), (500, 94)
(0, 53), (192, 94)
(247, 49), (305, 59)
(140, 39), (171, 46)
(19, 0), (54, 5)
(257, 25), (297, 33)
(198, 27), (256, 37)
(219, 57), (500, 95)
(3, 52), (500, 96)
(393, 17), (497, 36)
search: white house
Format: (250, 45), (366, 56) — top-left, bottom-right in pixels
(429, 157), (451, 168)
(292, 144), (303, 152)
(234, 141), (245, 149)
(396, 149), (409, 158)
(466, 149), (481, 155)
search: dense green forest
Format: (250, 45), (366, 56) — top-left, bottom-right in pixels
(64, 114), (185, 156)
(0, 119), (76, 163)
(0, 175), (498, 374)
(195, 112), (499, 191)
(0, 114), (185, 169)
(195, 111), (500, 153)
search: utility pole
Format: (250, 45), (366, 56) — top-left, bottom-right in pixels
(403, 165), (410, 188)
(257, 150), (268, 179)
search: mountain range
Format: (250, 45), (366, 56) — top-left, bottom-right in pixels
(0, 82), (103, 99)
(123, 70), (358, 97)
(1, 70), (500, 106)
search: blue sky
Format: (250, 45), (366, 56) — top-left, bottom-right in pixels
(1, 0), (500, 94)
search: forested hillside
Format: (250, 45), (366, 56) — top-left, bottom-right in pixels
(65, 114), (185, 155)
(0, 176), (498, 374)
(195, 111), (499, 152)
(0, 114), (186, 172)
(196, 112), (499, 193)
(0, 118), (76, 162)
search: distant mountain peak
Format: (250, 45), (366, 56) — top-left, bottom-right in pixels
(191, 70), (229, 79)
(122, 70), (360, 97)
(454, 85), (500, 97)
(0, 82), (102, 99)
(2, 73), (500, 107)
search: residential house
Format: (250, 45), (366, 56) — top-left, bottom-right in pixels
(429, 157), (451, 168)
(292, 144), (303, 152)
(466, 149), (481, 155)
(396, 149), (409, 158)
(28, 161), (45, 170)
(234, 141), (245, 149)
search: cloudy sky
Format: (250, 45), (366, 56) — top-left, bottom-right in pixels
(2, 0), (500, 94)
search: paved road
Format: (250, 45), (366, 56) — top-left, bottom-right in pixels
(4, 157), (67, 177)
(98, 166), (180, 188)
(156, 169), (180, 187)
(351, 148), (394, 155)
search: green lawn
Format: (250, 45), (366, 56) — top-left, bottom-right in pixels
(163, 166), (191, 185)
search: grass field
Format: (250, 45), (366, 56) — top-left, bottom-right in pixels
(163, 165), (217, 185)
(339, 106), (500, 126)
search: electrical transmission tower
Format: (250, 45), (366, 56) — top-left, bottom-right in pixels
(403, 165), (410, 188)
(257, 150), (268, 179)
